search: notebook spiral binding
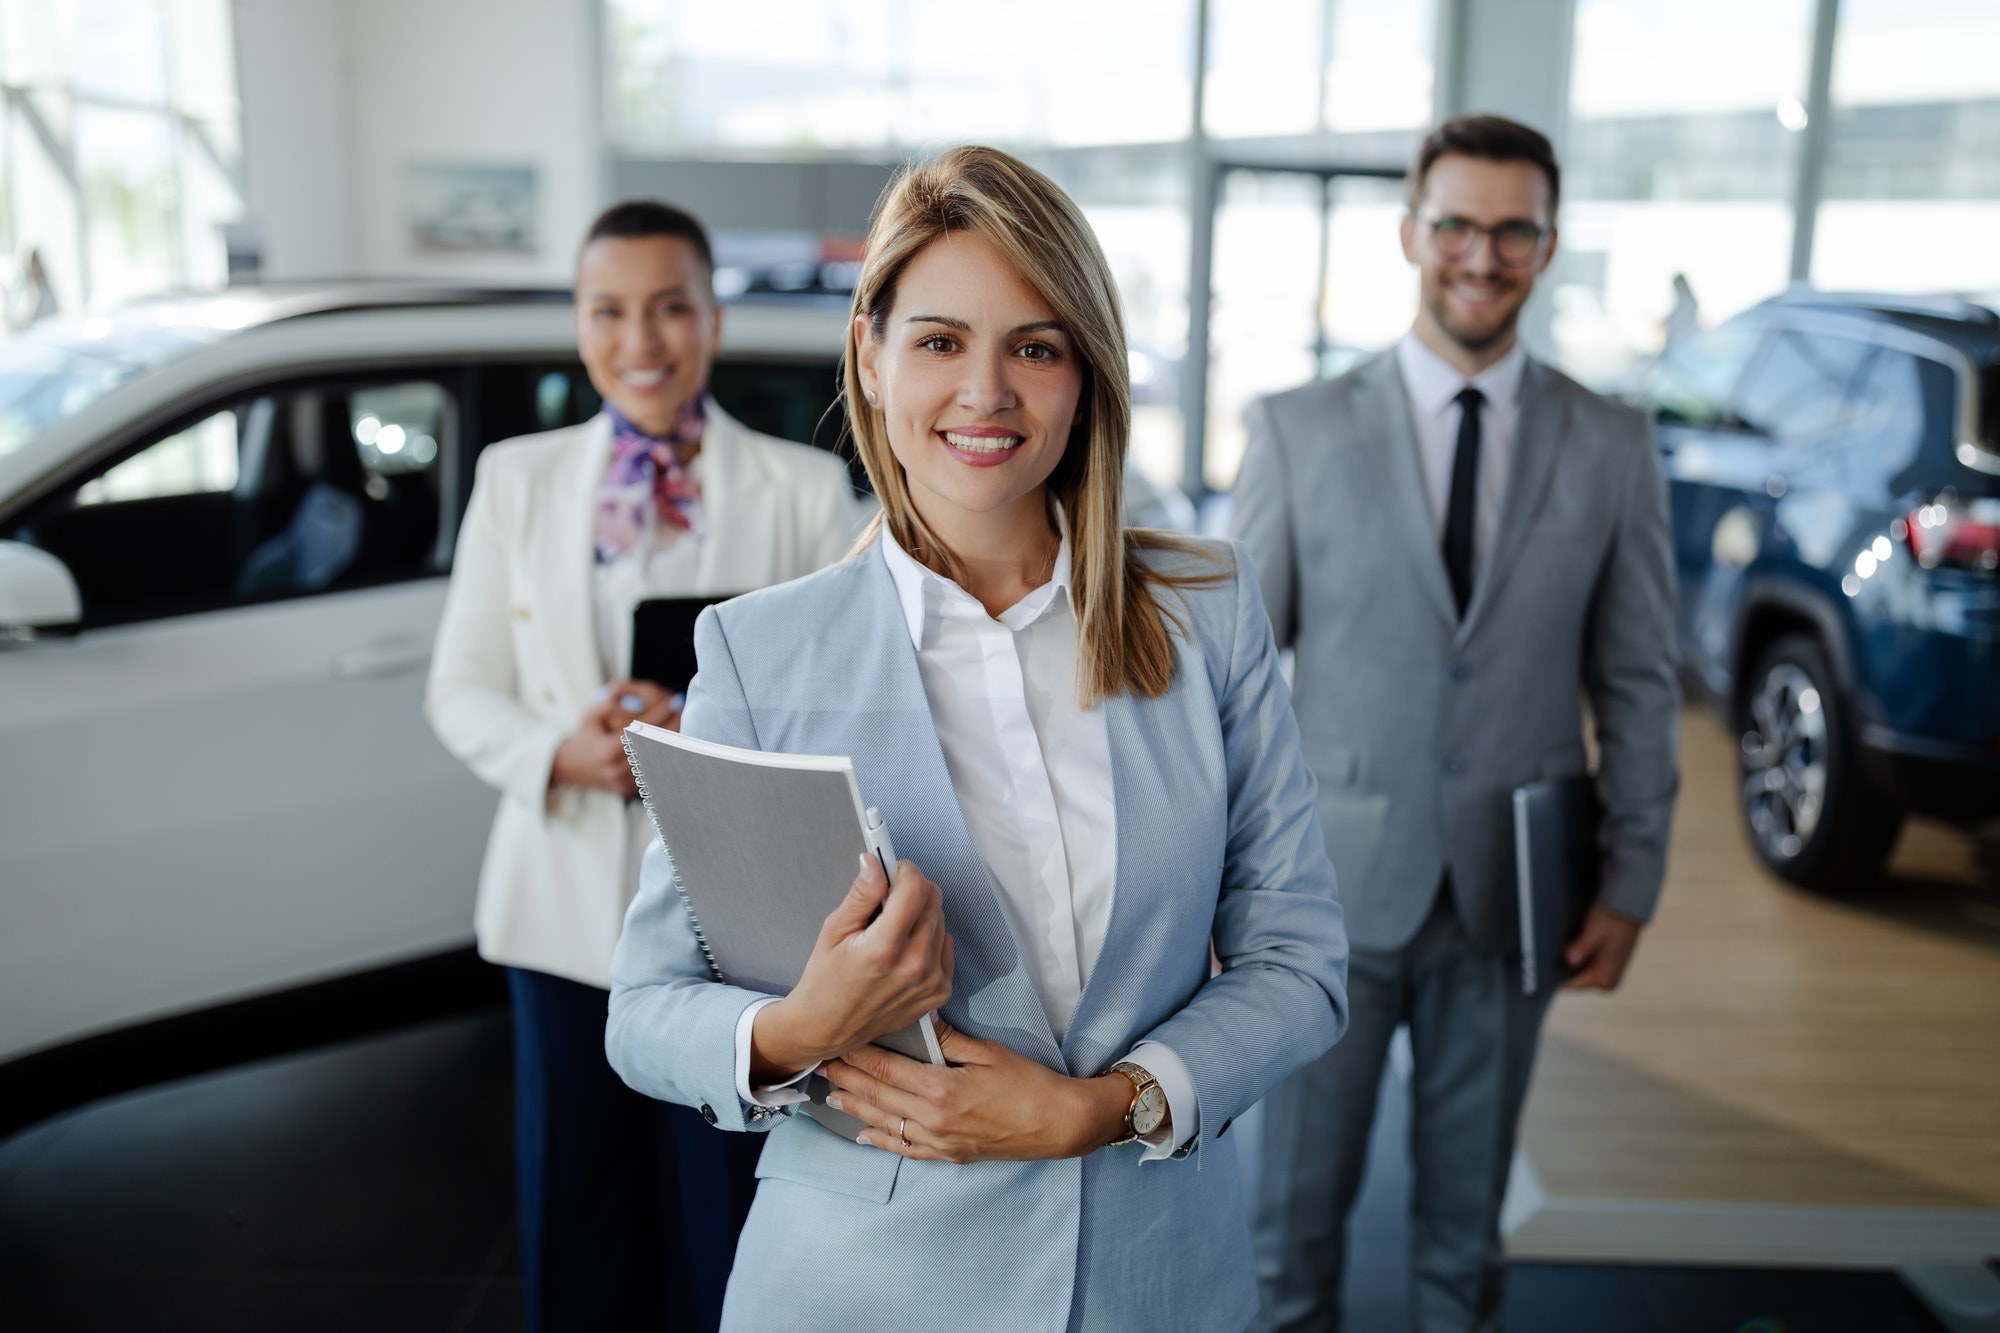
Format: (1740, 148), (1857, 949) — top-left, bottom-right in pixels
(621, 728), (724, 984)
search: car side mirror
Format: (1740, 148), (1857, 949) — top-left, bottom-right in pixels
(0, 540), (82, 639)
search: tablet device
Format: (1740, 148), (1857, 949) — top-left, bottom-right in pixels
(630, 595), (731, 692)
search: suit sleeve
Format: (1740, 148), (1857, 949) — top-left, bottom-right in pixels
(424, 449), (567, 812)
(1228, 397), (1299, 651)
(605, 607), (790, 1131)
(1585, 413), (1682, 922)
(1136, 543), (1349, 1159)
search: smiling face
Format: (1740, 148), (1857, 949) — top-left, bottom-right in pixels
(855, 231), (1083, 547)
(574, 235), (722, 436)
(1399, 153), (1556, 366)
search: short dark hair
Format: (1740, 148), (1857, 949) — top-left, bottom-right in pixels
(579, 199), (715, 275)
(1408, 114), (1561, 216)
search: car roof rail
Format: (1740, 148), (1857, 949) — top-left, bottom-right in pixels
(1765, 283), (1999, 328)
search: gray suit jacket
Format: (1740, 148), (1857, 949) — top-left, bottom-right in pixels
(605, 535), (1348, 1332)
(1230, 350), (1679, 957)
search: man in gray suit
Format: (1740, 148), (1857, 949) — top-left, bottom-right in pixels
(1231, 115), (1679, 1332)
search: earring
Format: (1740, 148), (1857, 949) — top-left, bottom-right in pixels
(864, 390), (879, 407)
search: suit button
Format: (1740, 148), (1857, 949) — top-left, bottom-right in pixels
(1452, 664), (1470, 682)
(700, 1103), (717, 1126)
(511, 604), (532, 622)
(1445, 756), (1465, 776)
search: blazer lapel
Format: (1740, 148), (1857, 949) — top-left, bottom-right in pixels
(693, 402), (780, 595)
(1357, 353), (1459, 630)
(844, 551), (1064, 1070)
(543, 414), (614, 702)
(1058, 687), (1184, 1074)
(1460, 358), (1573, 641)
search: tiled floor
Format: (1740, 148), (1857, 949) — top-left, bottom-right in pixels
(0, 1002), (1947, 1332)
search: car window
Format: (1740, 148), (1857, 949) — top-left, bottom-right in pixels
(76, 410), (239, 505)
(1983, 363), (2000, 448)
(1807, 347), (1932, 494)
(4, 375), (455, 627)
(1733, 329), (1871, 444)
(466, 355), (859, 498)
(1645, 324), (1760, 429)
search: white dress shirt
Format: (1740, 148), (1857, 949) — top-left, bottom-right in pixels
(593, 456), (707, 911)
(732, 525), (1197, 1157)
(591, 455), (705, 680)
(1395, 332), (1527, 570)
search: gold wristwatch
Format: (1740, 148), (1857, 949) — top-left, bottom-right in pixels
(1105, 1061), (1168, 1146)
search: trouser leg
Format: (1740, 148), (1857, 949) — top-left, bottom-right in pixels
(1251, 944), (1404, 1333)
(507, 967), (660, 1333)
(666, 1099), (763, 1331)
(1402, 901), (1555, 1333)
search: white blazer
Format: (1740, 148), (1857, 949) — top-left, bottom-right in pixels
(426, 403), (867, 987)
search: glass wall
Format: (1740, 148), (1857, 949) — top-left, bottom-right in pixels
(1811, 0), (2000, 294)
(1553, 0), (1816, 389)
(608, 0), (1194, 154)
(607, 0), (1439, 494)
(0, 0), (241, 328)
(1196, 2), (1434, 490)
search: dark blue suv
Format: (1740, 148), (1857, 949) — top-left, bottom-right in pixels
(1642, 289), (2000, 890)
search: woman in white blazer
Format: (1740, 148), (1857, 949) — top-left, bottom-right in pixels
(426, 200), (864, 1332)
(605, 148), (1349, 1331)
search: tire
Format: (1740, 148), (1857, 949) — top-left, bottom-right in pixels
(1736, 633), (1903, 891)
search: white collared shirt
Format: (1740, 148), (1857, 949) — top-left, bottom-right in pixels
(731, 524), (1198, 1157)
(1394, 332), (1527, 570)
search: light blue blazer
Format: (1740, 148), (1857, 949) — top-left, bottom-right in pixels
(606, 534), (1348, 1333)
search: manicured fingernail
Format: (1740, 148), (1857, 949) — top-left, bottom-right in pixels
(856, 1133), (873, 1148)
(825, 1094), (843, 1111)
(859, 853), (869, 874)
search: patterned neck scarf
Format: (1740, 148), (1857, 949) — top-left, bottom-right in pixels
(595, 394), (707, 562)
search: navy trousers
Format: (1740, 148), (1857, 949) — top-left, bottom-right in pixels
(508, 967), (762, 1332)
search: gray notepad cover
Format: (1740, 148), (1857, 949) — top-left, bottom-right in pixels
(623, 721), (868, 998)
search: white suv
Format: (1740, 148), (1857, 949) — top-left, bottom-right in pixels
(0, 287), (854, 1121)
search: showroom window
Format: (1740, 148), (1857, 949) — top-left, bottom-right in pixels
(608, 0), (1195, 153)
(3, 375), (454, 626)
(1810, 0), (2000, 293)
(1553, 0), (1817, 388)
(0, 0), (242, 326)
(606, 0), (1439, 496)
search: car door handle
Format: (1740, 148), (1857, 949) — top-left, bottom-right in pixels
(331, 639), (431, 680)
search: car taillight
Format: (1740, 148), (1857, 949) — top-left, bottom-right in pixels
(1902, 497), (2000, 572)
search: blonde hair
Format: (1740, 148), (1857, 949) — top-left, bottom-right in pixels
(843, 144), (1220, 704)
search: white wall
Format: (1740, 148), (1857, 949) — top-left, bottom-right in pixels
(233, 0), (355, 280)
(232, 0), (601, 284)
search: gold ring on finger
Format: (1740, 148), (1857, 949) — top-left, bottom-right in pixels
(899, 1115), (909, 1147)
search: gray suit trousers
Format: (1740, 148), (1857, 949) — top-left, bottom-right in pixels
(1250, 894), (1554, 1333)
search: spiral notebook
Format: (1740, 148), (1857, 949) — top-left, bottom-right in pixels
(620, 720), (944, 1140)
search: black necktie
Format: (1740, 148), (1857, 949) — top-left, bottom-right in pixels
(1443, 386), (1483, 617)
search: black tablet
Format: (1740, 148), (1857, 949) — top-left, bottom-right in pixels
(630, 596), (732, 693)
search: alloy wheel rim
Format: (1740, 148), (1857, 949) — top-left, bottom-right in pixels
(1740, 662), (1830, 861)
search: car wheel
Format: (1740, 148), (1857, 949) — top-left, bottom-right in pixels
(1737, 634), (1903, 891)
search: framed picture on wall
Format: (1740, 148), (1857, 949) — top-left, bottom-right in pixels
(405, 164), (538, 254)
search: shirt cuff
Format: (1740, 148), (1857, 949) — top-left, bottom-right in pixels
(1126, 1040), (1199, 1161)
(733, 997), (814, 1108)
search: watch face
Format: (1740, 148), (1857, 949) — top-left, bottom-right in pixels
(1132, 1084), (1168, 1137)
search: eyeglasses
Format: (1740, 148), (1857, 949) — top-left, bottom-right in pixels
(1421, 214), (1546, 265)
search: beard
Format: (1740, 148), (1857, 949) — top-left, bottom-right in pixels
(1422, 276), (1527, 356)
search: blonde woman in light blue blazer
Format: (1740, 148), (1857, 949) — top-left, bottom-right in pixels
(607, 146), (1349, 1333)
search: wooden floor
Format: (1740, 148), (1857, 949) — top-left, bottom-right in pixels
(1518, 707), (2000, 1214)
